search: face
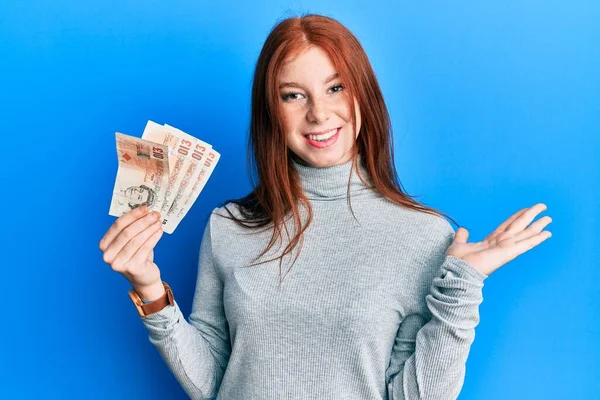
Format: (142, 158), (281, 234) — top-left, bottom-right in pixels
(124, 185), (150, 207)
(278, 46), (361, 168)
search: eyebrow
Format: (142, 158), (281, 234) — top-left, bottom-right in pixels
(279, 72), (339, 89)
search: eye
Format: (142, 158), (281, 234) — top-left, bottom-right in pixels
(281, 92), (303, 101)
(281, 83), (345, 102)
(328, 84), (344, 93)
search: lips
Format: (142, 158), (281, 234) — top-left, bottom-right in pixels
(303, 127), (340, 136)
(304, 127), (341, 148)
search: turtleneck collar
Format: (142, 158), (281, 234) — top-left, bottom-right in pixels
(290, 153), (376, 200)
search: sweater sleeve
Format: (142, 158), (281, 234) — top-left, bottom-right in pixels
(386, 229), (488, 400)
(139, 213), (231, 400)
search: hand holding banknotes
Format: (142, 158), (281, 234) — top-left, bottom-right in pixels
(99, 205), (166, 300)
(108, 120), (220, 234)
(100, 120), (221, 300)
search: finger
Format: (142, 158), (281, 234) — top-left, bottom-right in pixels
(506, 203), (548, 235)
(102, 211), (160, 265)
(453, 227), (470, 244)
(513, 215), (552, 243)
(110, 220), (162, 272)
(511, 230), (552, 258)
(99, 205), (148, 252)
(128, 227), (165, 274)
(484, 207), (529, 242)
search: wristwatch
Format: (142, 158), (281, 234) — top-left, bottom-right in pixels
(128, 281), (174, 318)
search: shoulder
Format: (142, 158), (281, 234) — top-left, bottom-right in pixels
(200, 203), (244, 266)
(205, 202), (272, 272)
(364, 201), (456, 270)
(403, 206), (454, 236)
(420, 210), (455, 244)
(210, 202), (247, 227)
(385, 205), (456, 273)
(211, 202), (239, 219)
(206, 201), (254, 244)
(377, 201), (455, 245)
(407, 208), (455, 257)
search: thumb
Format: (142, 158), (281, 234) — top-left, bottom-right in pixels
(453, 227), (470, 244)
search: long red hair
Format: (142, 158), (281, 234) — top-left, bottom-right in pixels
(217, 13), (459, 285)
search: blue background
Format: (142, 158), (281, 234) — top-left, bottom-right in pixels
(1, 1), (598, 398)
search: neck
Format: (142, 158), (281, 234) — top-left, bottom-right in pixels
(290, 153), (375, 200)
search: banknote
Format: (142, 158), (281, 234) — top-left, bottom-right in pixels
(139, 120), (180, 209)
(142, 122), (200, 229)
(108, 132), (170, 217)
(158, 124), (213, 234)
(108, 122), (220, 234)
(164, 147), (221, 233)
(140, 121), (180, 167)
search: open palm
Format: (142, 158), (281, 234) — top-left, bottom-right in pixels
(447, 203), (553, 277)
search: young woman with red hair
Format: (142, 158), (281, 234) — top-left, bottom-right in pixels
(100, 13), (552, 400)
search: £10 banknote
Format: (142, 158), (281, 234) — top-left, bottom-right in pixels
(108, 120), (221, 234)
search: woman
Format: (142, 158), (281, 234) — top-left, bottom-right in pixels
(99, 14), (552, 400)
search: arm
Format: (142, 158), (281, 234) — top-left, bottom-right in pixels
(386, 230), (488, 400)
(140, 212), (231, 400)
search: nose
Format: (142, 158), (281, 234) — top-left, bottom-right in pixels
(306, 98), (330, 124)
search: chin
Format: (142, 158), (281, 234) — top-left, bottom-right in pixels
(310, 153), (351, 168)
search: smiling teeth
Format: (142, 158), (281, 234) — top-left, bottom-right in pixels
(307, 128), (337, 141)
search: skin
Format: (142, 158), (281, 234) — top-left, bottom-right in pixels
(447, 203), (552, 277)
(279, 45), (361, 168)
(99, 205), (166, 300)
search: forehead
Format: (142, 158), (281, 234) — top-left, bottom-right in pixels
(279, 46), (336, 80)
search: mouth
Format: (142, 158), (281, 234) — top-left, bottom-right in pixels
(303, 127), (341, 137)
(303, 127), (341, 148)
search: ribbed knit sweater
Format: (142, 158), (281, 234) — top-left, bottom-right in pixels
(140, 155), (488, 400)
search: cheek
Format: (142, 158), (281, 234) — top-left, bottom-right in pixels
(333, 98), (353, 121)
(282, 107), (303, 131)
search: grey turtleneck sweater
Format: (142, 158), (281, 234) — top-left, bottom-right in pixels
(139, 156), (488, 400)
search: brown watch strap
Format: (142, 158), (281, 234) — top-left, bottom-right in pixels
(128, 281), (174, 318)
